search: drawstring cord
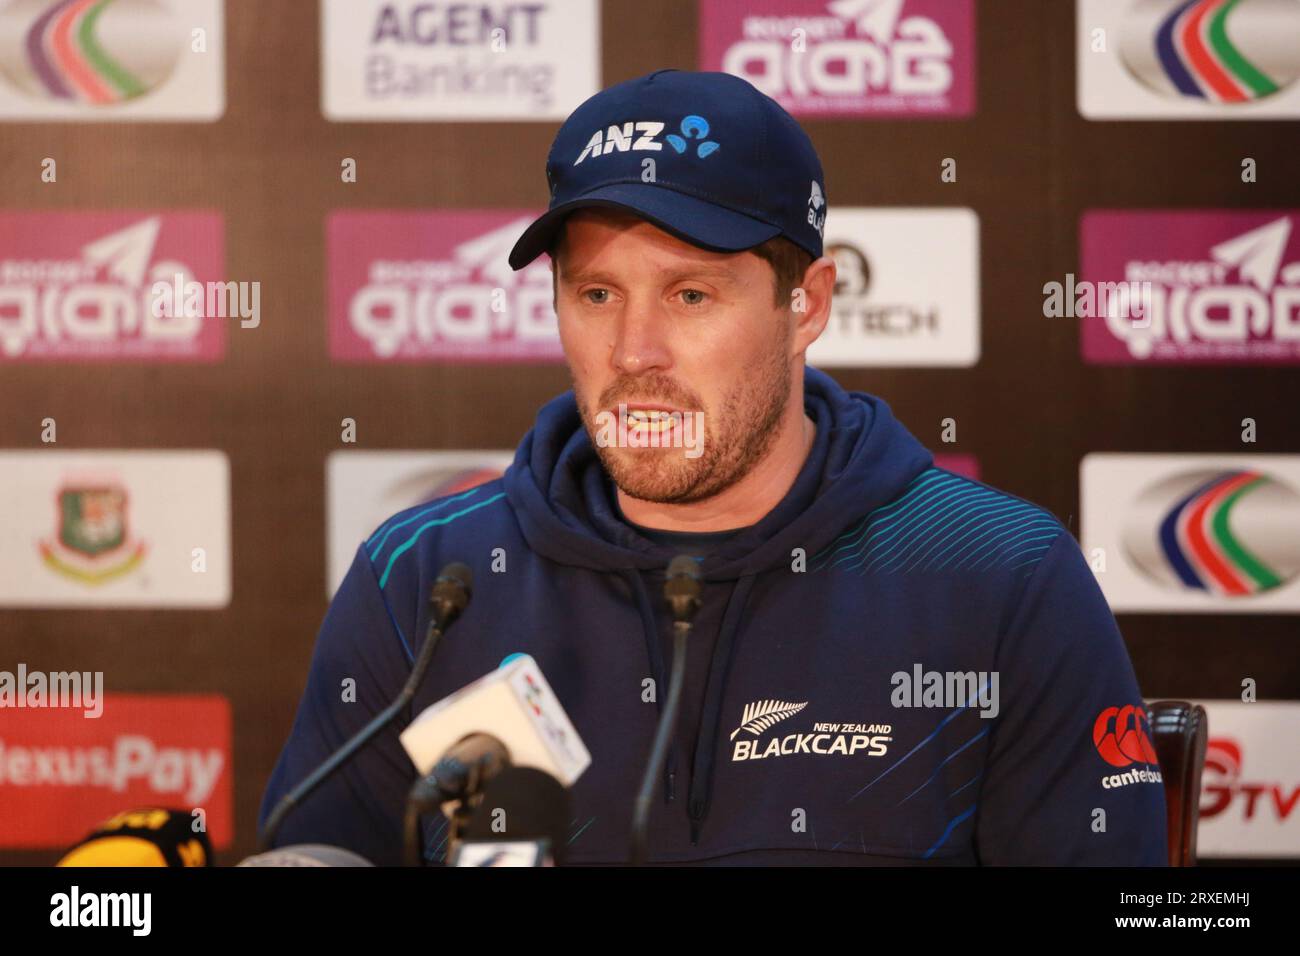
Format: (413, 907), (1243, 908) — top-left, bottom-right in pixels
(687, 572), (756, 845)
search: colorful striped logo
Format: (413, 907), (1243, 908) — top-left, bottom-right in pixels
(0, 0), (182, 104)
(1124, 469), (1300, 596)
(1119, 0), (1300, 103)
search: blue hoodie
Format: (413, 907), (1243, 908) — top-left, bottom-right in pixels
(261, 368), (1167, 866)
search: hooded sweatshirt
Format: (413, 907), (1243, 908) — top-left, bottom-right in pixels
(260, 368), (1168, 866)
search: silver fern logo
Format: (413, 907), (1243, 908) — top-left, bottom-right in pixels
(729, 699), (808, 741)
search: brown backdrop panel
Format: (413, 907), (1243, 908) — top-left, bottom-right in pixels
(0, 0), (1295, 864)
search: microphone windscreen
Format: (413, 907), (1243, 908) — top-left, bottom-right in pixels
(461, 766), (570, 852)
(431, 561), (474, 618)
(57, 808), (212, 867)
(439, 561), (473, 595)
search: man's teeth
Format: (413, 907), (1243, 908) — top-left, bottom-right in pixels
(626, 409), (677, 432)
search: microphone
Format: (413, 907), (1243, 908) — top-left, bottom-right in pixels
(403, 732), (510, 866)
(258, 561), (474, 852)
(664, 553), (703, 622)
(238, 845), (374, 867)
(425, 732), (511, 802)
(429, 560), (474, 625)
(398, 653), (590, 865)
(449, 766), (571, 866)
(398, 653), (590, 786)
(629, 555), (702, 866)
(57, 808), (212, 867)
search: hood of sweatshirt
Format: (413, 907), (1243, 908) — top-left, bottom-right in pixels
(502, 365), (934, 844)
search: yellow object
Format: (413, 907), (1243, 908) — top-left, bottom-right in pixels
(57, 837), (168, 867)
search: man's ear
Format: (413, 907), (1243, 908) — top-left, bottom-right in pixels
(790, 255), (836, 356)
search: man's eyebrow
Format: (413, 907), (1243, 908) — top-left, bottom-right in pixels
(558, 262), (742, 285)
(660, 263), (742, 283)
(556, 268), (616, 286)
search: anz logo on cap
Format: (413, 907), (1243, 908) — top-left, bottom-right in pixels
(573, 115), (720, 165)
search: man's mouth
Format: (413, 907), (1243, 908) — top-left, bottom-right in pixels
(617, 403), (684, 436)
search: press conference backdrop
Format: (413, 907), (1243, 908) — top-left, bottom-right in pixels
(0, 0), (1297, 865)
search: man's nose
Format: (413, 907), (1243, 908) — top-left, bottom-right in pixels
(611, 301), (672, 375)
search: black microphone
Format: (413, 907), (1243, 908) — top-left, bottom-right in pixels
(259, 561), (474, 852)
(427, 733), (511, 802)
(449, 766), (571, 866)
(663, 554), (703, 622)
(403, 732), (510, 866)
(629, 555), (702, 866)
(429, 560), (474, 626)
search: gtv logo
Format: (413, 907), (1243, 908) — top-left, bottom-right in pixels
(573, 116), (720, 165)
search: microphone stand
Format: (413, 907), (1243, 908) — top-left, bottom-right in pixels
(259, 563), (472, 852)
(629, 556), (702, 866)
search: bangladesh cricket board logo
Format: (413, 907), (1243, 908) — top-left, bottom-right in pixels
(39, 482), (147, 584)
(1119, 0), (1300, 105)
(1123, 469), (1300, 596)
(0, 0), (186, 105)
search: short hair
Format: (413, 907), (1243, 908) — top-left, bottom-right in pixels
(750, 235), (814, 308)
(549, 229), (812, 311)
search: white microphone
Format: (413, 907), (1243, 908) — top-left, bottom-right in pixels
(238, 845), (374, 867)
(399, 653), (591, 787)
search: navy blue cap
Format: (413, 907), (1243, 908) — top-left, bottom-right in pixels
(508, 69), (827, 271)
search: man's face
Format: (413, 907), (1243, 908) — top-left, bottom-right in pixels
(554, 209), (795, 505)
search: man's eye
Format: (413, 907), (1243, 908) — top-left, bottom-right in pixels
(679, 289), (707, 306)
(584, 289), (610, 305)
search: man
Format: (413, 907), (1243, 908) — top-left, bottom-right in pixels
(261, 70), (1167, 865)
